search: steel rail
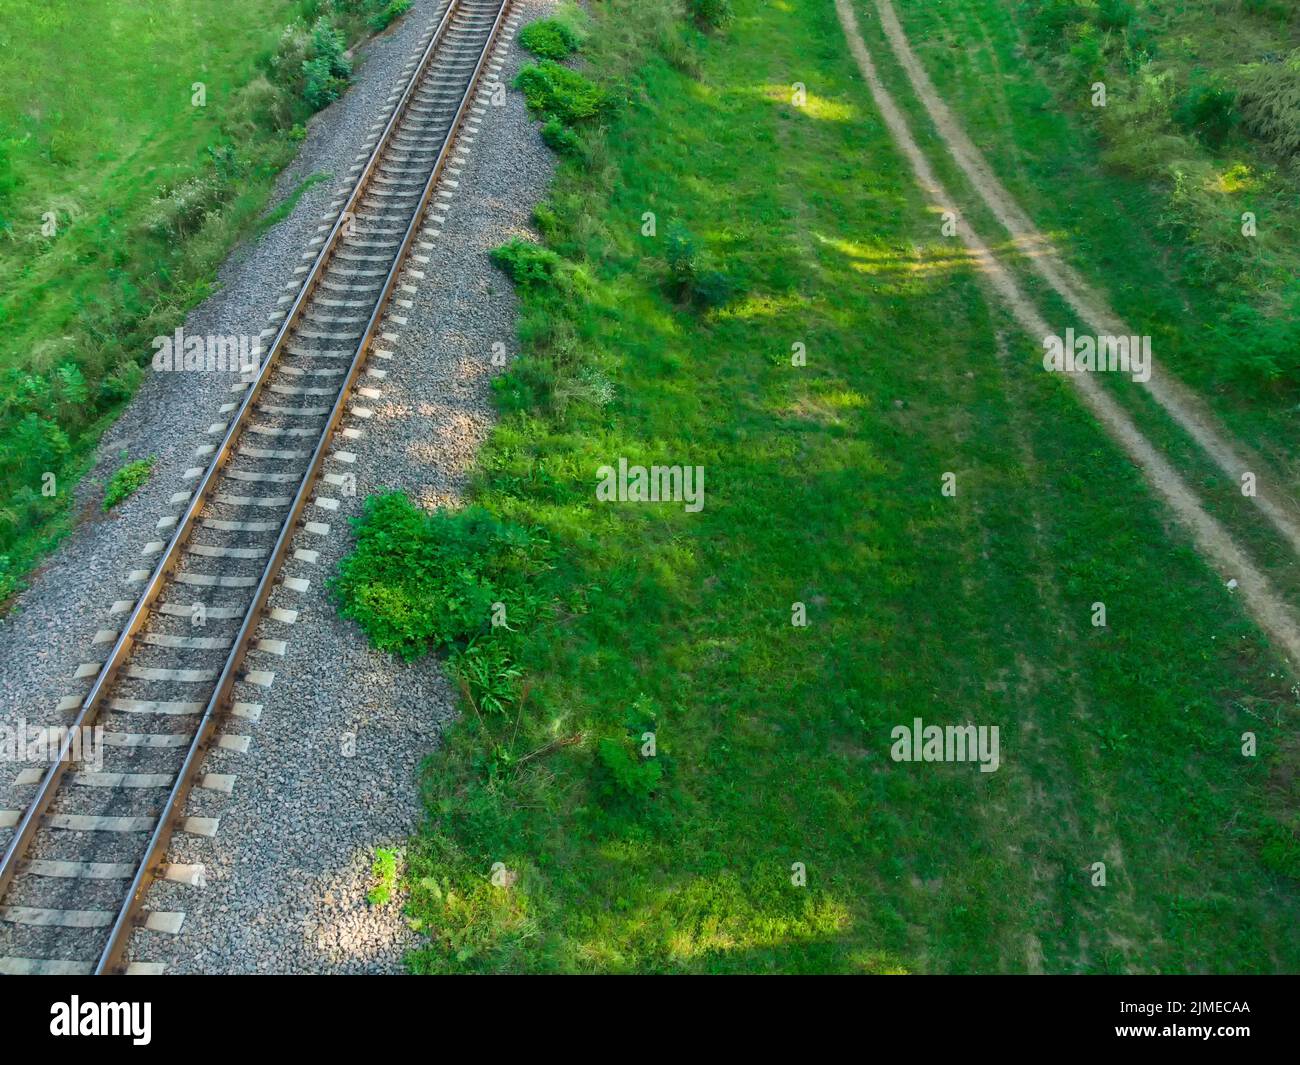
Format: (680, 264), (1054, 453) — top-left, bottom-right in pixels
(93, 0), (514, 974)
(0, 0), (467, 909)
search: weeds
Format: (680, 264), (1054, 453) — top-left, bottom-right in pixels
(367, 847), (401, 905)
(102, 454), (155, 512)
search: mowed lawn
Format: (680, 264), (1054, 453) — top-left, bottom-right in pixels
(363, 1), (1300, 973)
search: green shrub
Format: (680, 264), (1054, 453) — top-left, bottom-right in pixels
(690, 0), (734, 30)
(311, 18), (351, 78)
(490, 238), (564, 289)
(144, 175), (226, 239)
(540, 116), (582, 155)
(0, 556), (19, 606)
(691, 268), (740, 309)
(331, 491), (533, 660)
(228, 74), (295, 134)
(103, 455), (155, 512)
(1173, 82), (1238, 147)
(367, 0), (412, 32)
(303, 56), (346, 109)
(1207, 287), (1300, 388)
(661, 223), (737, 308)
(301, 18), (352, 109)
(515, 61), (606, 123)
(595, 735), (663, 803)
(8, 413), (71, 488)
(520, 19), (581, 60)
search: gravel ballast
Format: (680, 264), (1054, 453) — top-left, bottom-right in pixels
(0, 0), (559, 973)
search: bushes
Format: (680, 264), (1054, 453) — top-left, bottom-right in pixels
(1206, 286), (1300, 388)
(663, 222), (738, 308)
(144, 175), (228, 239)
(331, 492), (535, 660)
(0, 556), (18, 606)
(595, 735), (663, 802)
(520, 19), (582, 60)
(1022, 0), (1087, 46)
(1173, 82), (1238, 147)
(516, 8), (601, 159)
(515, 60), (607, 123)
(1094, 0), (1134, 31)
(302, 18), (353, 109)
(540, 117), (582, 155)
(490, 238), (564, 289)
(366, 0), (412, 32)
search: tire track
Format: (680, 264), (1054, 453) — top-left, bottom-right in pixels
(833, 0), (1300, 666)
(868, 0), (1300, 560)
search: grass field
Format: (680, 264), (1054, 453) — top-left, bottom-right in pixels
(869, 0), (1300, 467)
(338, 0), (1300, 972)
(0, 0), (408, 604)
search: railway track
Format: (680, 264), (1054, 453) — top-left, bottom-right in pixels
(0, 0), (515, 975)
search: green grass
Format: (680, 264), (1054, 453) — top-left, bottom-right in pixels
(0, 0), (410, 610)
(257, 171), (332, 235)
(336, 0), (1300, 973)
(846, 0), (1300, 607)
(870, 0), (1300, 468)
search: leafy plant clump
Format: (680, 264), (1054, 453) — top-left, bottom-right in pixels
(515, 60), (607, 124)
(331, 491), (534, 660)
(540, 116), (583, 155)
(490, 238), (564, 289)
(1173, 83), (1238, 148)
(102, 455), (155, 512)
(519, 19), (582, 60)
(367, 847), (401, 905)
(595, 735), (663, 803)
(1237, 51), (1300, 158)
(303, 18), (353, 109)
(367, 0), (412, 32)
(662, 222), (738, 308)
